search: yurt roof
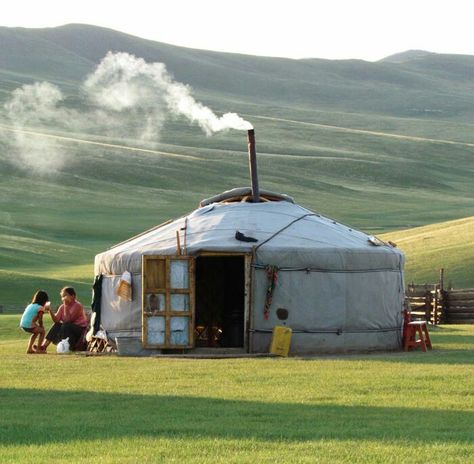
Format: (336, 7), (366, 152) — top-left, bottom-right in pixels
(95, 190), (403, 275)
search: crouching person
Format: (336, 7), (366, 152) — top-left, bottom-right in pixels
(20, 290), (50, 354)
(41, 287), (88, 353)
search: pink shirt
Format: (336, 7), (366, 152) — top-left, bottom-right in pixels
(55, 301), (88, 328)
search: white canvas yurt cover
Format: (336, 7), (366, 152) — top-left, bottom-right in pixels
(94, 188), (405, 354)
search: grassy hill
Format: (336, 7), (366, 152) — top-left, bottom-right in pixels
(1, 24), (474, 308)
(381, 217), (474, 288)
(3, 24), (474, 120)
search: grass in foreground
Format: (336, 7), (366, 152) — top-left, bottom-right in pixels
(0, 315), (473, 463)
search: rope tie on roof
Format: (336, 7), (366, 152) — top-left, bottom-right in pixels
(251, 326), (401, 334)
(254, 213), (316, 251)
(252, 264), (401, 273)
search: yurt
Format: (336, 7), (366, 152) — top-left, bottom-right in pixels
(93, 184), (405, 355)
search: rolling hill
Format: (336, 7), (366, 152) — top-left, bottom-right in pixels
(381, 217), (474, 288)
(1, 24), (474, 308)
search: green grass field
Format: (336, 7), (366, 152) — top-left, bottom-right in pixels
(0, 314), (473, 463)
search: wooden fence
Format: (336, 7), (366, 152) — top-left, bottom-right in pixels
(406, 280), (474, 324)
(406, 283), (443, 324)
(443, 288), (474, 324)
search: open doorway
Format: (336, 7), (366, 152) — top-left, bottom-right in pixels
(195, 255), (245, 348)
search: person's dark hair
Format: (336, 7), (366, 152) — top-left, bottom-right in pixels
(32, 290), (49, 306)
(61, 287), (76, 297)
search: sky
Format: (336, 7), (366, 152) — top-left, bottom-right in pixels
(2, 0), (473, 61)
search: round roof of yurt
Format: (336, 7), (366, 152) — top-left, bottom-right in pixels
(94, 187), (405, 354)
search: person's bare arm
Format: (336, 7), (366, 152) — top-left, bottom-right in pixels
(47, 305), (61, 323)
(32, 310), (44, 327)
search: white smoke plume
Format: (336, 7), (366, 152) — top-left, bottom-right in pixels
(84, 52), (253, 135)
(1, 52), (253, 174)
(2, 82), (77, 173)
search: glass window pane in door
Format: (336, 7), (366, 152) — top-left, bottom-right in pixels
(145, 293), (165, 314)
(170, 316), (189, 345)
(170, 260), (189, 289)
(147, 316), (165, 345)
(170, 294), (189, 312)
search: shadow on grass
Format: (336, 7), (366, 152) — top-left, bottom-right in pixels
(1, 389), (472, 446)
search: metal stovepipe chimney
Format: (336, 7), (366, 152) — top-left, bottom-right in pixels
(247, 129), (260, 202)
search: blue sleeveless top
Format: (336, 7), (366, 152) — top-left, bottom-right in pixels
(20, 303), (43, 328)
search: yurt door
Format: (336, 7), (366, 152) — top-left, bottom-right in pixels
(142, 255), (195, 349)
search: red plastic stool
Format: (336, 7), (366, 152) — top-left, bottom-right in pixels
(403, 310), (432, 352)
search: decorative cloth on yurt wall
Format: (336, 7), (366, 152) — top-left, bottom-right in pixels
(264, 265), (279, 320)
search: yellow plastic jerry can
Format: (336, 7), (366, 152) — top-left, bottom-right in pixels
(269, 326), (292, 357)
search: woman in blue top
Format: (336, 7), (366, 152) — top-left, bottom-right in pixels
(20, 290), (50, 354)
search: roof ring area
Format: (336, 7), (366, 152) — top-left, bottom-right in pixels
(199, 187), (294, 207)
